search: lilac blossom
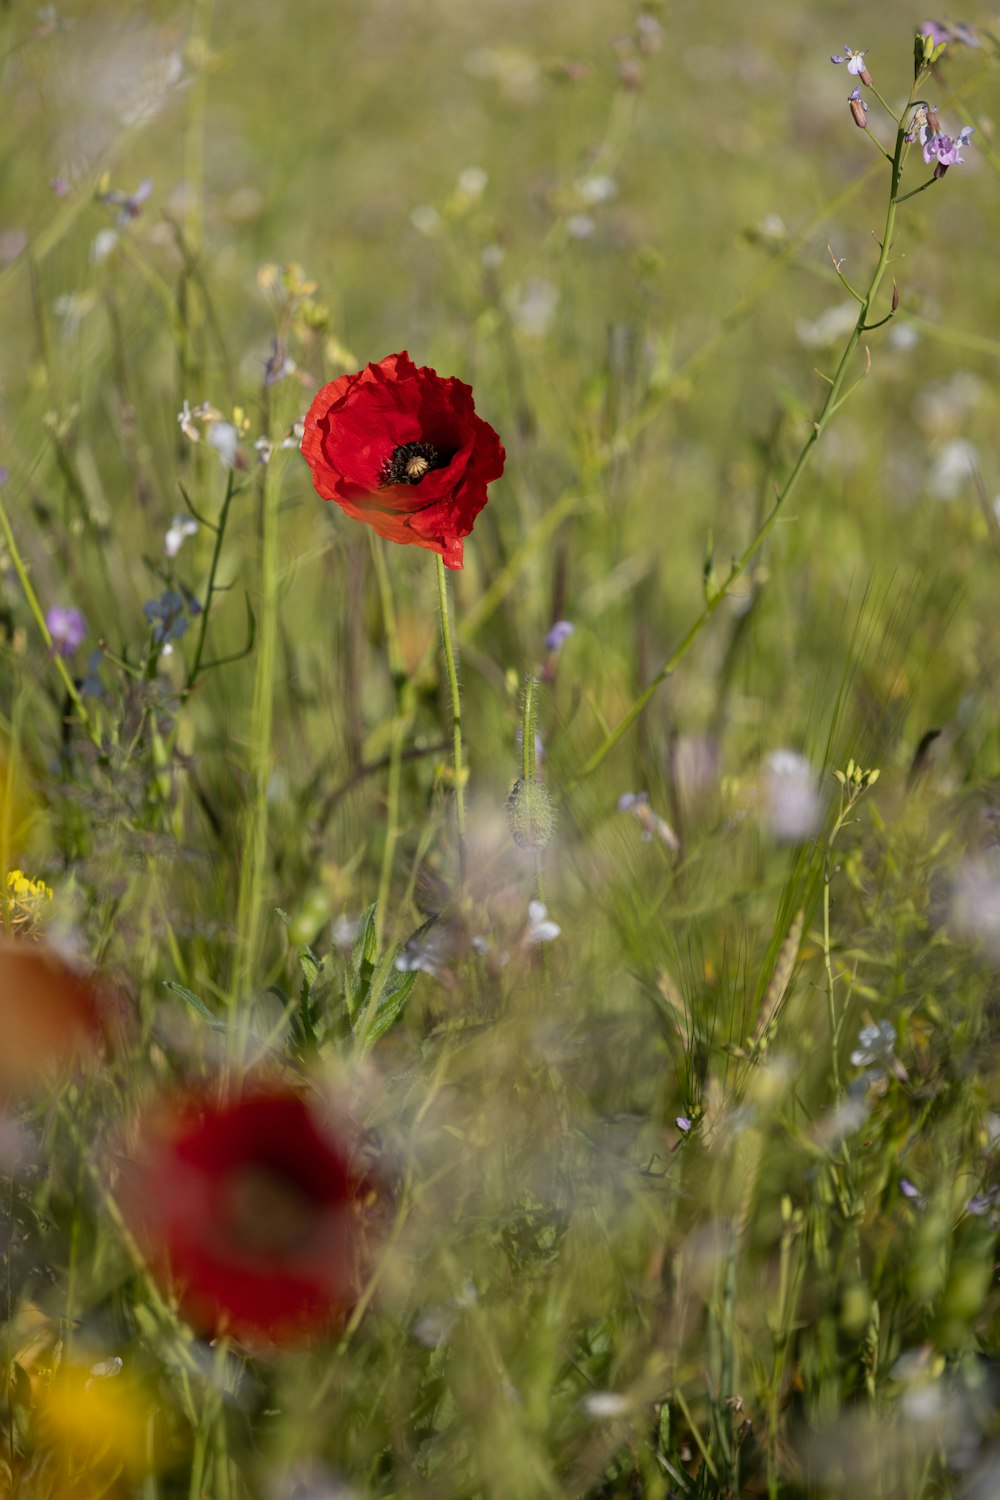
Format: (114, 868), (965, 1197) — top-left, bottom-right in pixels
(45, 606), (87, 656)
(99, 178), (153, 225)
(545, 620), (575, 652)
(921, 20), (978, 48)
(921, 123), (974, 178)
(831, 44), (872, 86)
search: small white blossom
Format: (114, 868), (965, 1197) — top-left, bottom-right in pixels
(507, 278), (559, 338)
(525, 900), (560, 944)
(764, 750), (823, 843)
(165, 513), (198, 558)
(177, 401), (200, 442)
(575, 174), (618, 205)
(928, 438), (978, 501)
(795, 300), (859, 350)
(410, 205), (442, 237)
(456, 166), (488, 198)
(951, 853), (1000, 961)
(90, 228), (119, 264)
(331, 914), (361, 951)
(207, 421), (240, 469)
(582, 1391), (631, 1419)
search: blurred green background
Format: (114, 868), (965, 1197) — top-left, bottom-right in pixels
(2, 4), (1000, 1495)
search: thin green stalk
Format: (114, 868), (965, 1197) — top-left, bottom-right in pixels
(823, 847), (842, 1100)
(370, 534), (410, 951)
(0, 487), (101, 750)
(435, 553), (466, 884)
(231, 449), (285, 1047)
(570, 83), (931, 790)
(182, 468), (238, 700)
(520, 676), (553, 993)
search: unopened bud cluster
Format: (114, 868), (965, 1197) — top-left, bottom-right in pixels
(833, 758), (880, 804)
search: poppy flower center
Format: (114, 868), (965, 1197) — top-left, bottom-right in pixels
(220, 1164), (319, 1257)
(380, 441), (448, 487)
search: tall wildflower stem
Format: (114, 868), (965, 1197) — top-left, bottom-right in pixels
(231, 447), (285, 1045)
(0, 489), (101, 750)
(371, 534), (410, 950)
(435, 554), (467, 885)
(570, 79), (927, 791)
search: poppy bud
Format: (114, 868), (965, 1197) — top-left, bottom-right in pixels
(848, 88), (869, 129)
(507, 778), (557, 849)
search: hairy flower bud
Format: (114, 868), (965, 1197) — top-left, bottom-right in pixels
(507, 778), (557, 849)
(848, 88), (869, 129)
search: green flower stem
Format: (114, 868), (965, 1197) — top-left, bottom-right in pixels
(370, 533), (412, 951)
(182, 467), (238, 700)
(571, 82), (927, 791)
(435, 553), (467, 885)
(230, 447), (285, 1051)
(0, 486), (101, 750)
(520, 674), (537, 782)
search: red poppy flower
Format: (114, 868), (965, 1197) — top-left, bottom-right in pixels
(302, 351), (505, 570)
(127, 1091), (375, 1345)
(0, 940), (107, 1099)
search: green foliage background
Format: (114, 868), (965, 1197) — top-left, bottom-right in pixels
(2, 1), (1000, 1496)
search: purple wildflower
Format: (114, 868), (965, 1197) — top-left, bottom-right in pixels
(99, 179), (153, 226)
(920, 20), (978, 48)
(0, 466), (8, 487)
(831, 44), (872, 87)
(921, 122), (974, 177)
(545, 620), (575, 652)
(144, 590), (189, 648)
(45, 606), (87, 657)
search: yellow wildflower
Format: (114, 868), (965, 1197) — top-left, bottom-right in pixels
(4, 869), (53, 936)
(35, 1359), (152, 1486)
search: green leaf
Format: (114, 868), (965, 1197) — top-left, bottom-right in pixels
(163, 979), (226, 1030)
(346, 902), (378, 1021)
(298, 947), (323, 988)
(365, 966), (419, 1045)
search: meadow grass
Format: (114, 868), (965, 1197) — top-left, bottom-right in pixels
(2, 3), (1000, 1496)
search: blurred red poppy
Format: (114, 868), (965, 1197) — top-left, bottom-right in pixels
(127, 1091), (375, 1345)
(302, 350), (505, 570)
(0, 940), (106, 1098)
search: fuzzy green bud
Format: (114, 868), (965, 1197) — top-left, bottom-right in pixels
(507, 777), (557, 849)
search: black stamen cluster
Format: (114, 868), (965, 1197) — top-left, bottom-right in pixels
(380, 441), (447, 486)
